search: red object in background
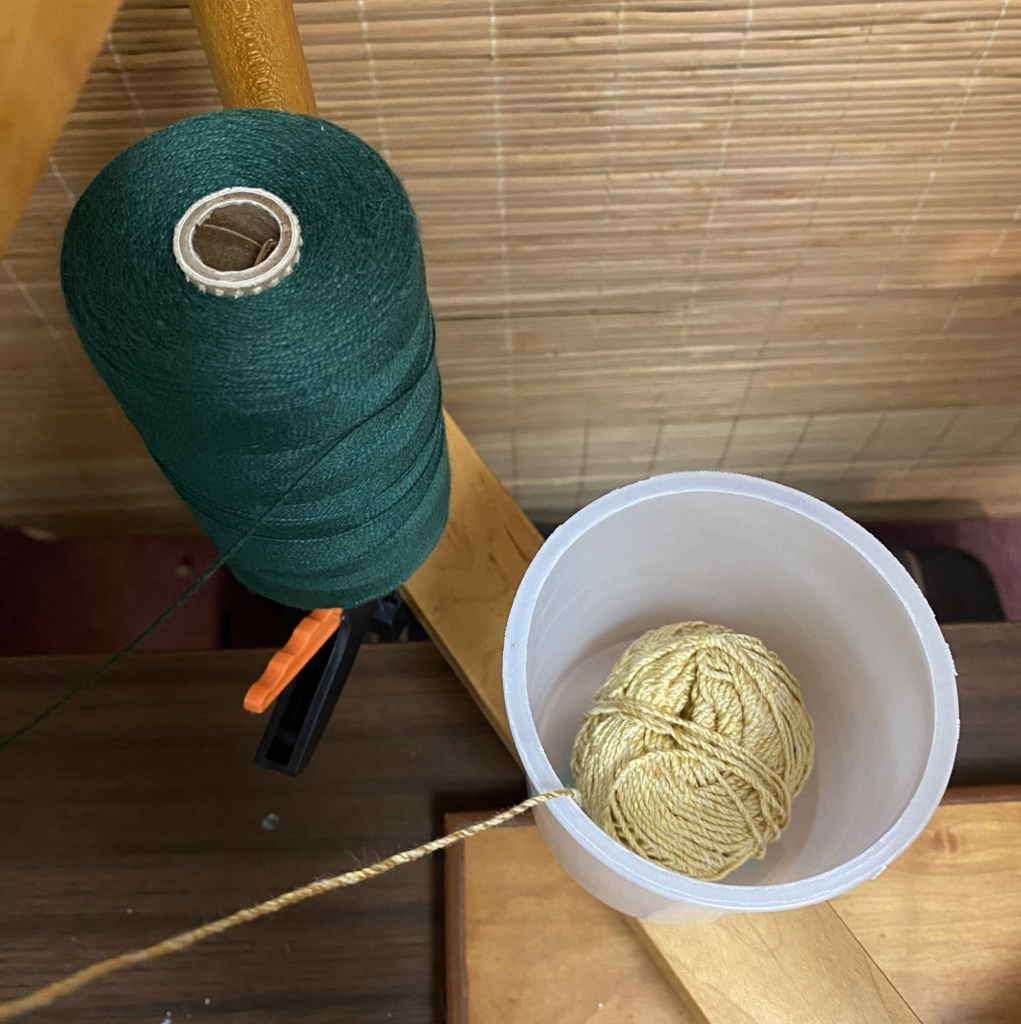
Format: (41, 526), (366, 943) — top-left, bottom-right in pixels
(868, 519), (1021, 622)
(0, 530), (234, 656)
(1, 516), (1017, 658)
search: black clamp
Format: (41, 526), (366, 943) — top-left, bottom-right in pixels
(254, 593), (412, 776)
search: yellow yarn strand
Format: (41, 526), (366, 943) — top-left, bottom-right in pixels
(571, 622), (814, 881)
(0, 790), (574, 1023)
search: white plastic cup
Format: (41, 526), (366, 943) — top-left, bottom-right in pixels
(503, 473), (958, 922)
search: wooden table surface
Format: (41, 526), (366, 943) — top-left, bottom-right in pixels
(447, 798), (1021, 1024)
(0, 623), (1019, 1023)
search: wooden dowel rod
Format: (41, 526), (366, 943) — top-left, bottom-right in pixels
(188, 0), (317, 116)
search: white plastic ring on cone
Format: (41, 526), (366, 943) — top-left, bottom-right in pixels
(172, 187), (301, 297)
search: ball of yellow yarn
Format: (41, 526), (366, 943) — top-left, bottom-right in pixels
(570, 622), (814, 881)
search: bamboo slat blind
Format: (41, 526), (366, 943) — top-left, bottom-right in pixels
(2, 0), (1020, 534)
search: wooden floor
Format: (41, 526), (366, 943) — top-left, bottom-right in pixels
(0, 644), (522, 1024)
(0, 625), (1018, 1022)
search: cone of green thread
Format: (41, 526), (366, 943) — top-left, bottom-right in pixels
(61, 109), (449, 608)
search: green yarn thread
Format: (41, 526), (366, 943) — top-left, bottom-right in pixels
(61, 109), (449, 609)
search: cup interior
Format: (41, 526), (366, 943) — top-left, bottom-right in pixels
(524, 482), (940, 885)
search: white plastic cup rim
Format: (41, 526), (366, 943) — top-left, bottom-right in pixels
(503, 472), (959, 913)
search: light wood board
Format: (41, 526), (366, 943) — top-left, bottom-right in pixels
(634, 902), (920, 1024)
(0, 0), (123, 256)
(403, 413), (541, 752)
(448, 797), (1021, 1024)
(3, 1), (1021, 531)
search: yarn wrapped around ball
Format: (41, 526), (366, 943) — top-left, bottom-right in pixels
(570, 622), (814, 881)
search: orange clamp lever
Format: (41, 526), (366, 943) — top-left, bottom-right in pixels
(244, 608), (343, 713)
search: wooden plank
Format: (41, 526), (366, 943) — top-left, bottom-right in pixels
(450, 811), (688, 1024)
(832, 799), (1021, 1022)
(0, 0), (123, 255)
(451, 798), (1021, 1024)
(445, 819), (471, 1024)
(945, 621), (1021, 787)
(943, 782), (1021, 804)
(402, 414), (540, 750)
(634, 905), (919, 1024)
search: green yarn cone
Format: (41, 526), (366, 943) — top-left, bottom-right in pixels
(61, 109), (449, 608)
